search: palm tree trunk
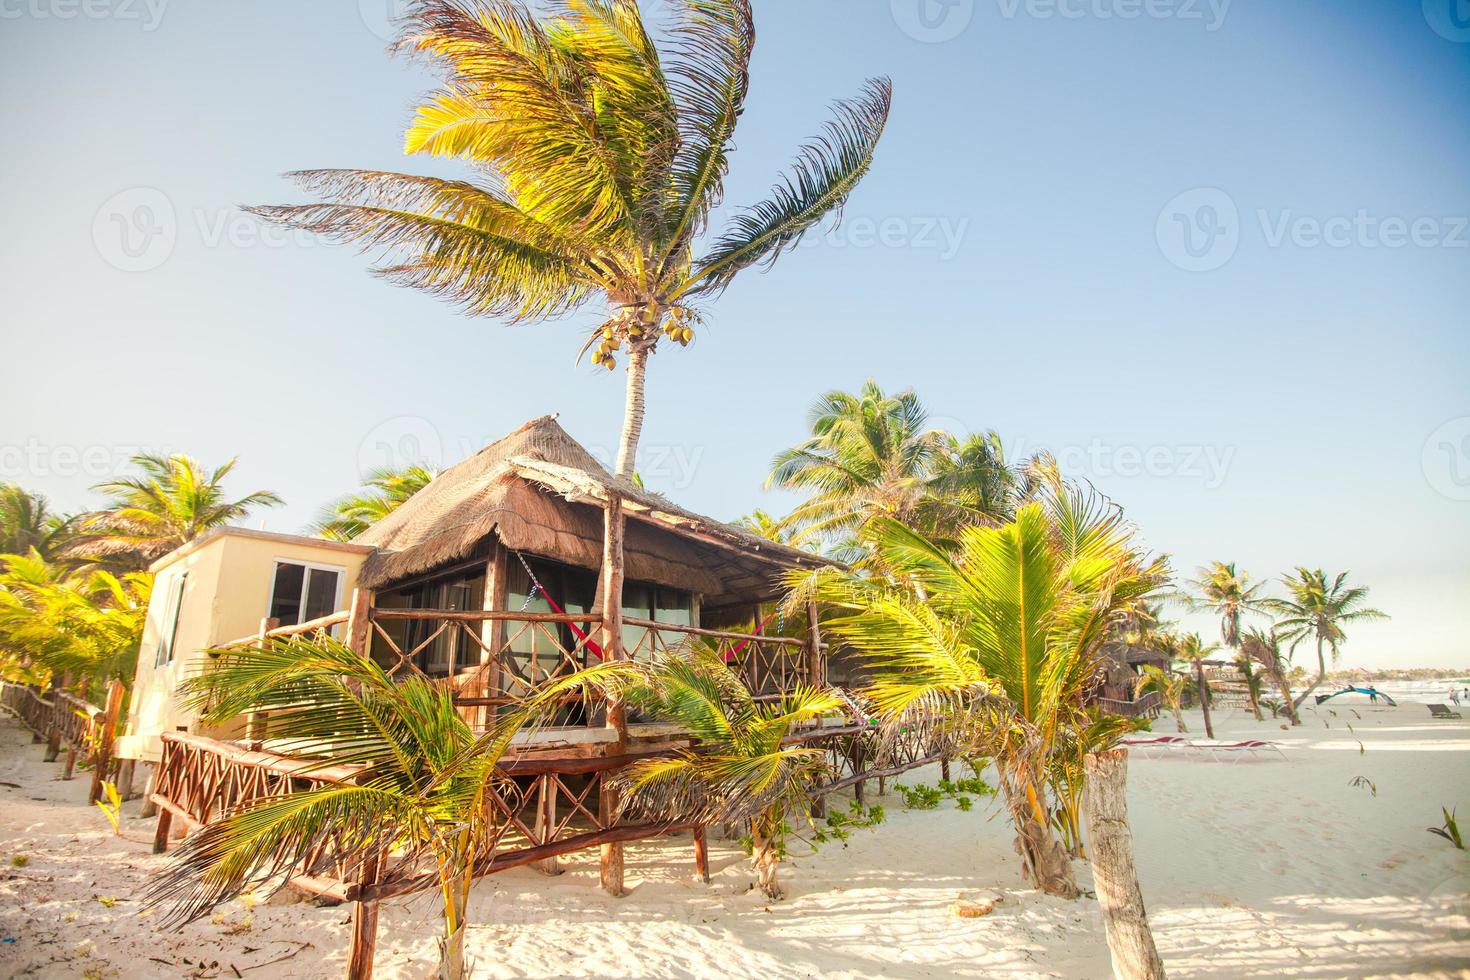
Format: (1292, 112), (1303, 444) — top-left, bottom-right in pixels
(1291, 637), (1327, 711)
(1171, 702), (1187, 734)
(615, 346), (650, 479)
(437, 864), (472, 980)
(1002, 765), (1079, 899)
(1270, 662), (1301, 725)
(1241, 659), (1264, 721)
(1084, 749), (1167, 980)
(751, 831), (783, 901)
(1193, 661), (1215, 740)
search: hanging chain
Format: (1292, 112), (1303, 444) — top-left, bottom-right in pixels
(511, 548), (544, 613)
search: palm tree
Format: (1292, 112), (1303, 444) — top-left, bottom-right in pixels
(613, 651), (843, 900)
(313, 465), (438, 541)
(1171, 632), (1221, 739)
(148, 635), (545, 979)
(767, 382), (1013, 552)
(810, 480), (1169, 898)
(1241, 627), (1300, 725)
(0, 484), (75, 564)
(0, 552), (151, 686)
(66, 454), (282, 570)
(1136, 664), (1188, 733)
(249, 0), (892, 479)
(1185, 561), (1270, 720)
(1266, 568), (1387, 709)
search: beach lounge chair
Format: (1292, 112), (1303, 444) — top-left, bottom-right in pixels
(1208, 739), (1286, 763)
(1428, 704), (1464, 720)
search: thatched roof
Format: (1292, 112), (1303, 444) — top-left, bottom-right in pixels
(355, 416), (835, 605)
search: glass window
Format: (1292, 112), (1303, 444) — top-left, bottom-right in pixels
(155, 572), (188, 667)
(269, 561), (342, 627)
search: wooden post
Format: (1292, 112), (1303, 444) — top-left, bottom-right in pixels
(1084, 749), (1167, 980)
(245, 618), (278, 744)
(89, 679), (125, 804)
(115, 759), (137, 801)
(805, 599), (824, 686)
(346, 851), (382, 980)
(63, 739), (78, 780)
(139, 765), (158, 818)
(599, 495), (627, 898)
(344, 588), (373, 656)
(1194, 661), (1215, 740)
(151, 807), (173, 854)
(692, 826), (710, 884)
(42, 676), (65, 758)
(482, 545), (508, 725)
(941, 758), (952, 782)
(535, 775), (562, 876)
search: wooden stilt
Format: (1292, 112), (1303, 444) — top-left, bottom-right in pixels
(346, 851), (382, 980)
(941, 758), (952, 782)
(115, 759), (136, 801)
(693, 827), (710, 884)
(151, 808), (173, 854)
(599, 776), (625, 897)
(89, 680), (125, 805)
(535, 775), (562, 876)
(139, 766), (158, 818)
(63, 742), (77, 780)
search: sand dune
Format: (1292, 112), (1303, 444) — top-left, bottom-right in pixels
(1, 700), (1467, 978)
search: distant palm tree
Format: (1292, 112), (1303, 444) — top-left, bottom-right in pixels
(1185, 561), (1270, 720)
(1241, 627), (1300, 725)
(1170, 632), (1221, 739)
(732, 509), (813, 551)
(0, 484), (75, 564)
(249, 0), (891, 479)
(313, 465), (437, 541)
(614, 651), (843, 900)
(768, 382), (1014, 552)
(1266, 568), (1387, 709)
(811, 480), (1169, 898)
(66, 454), (282, 570)
(1136, 664), (1188, 733)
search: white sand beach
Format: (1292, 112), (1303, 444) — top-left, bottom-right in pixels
(2, 699), (1467, 979)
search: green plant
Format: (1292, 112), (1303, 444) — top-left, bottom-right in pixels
(95, 781), (123, 835)
(893, 782), (942, 810)
(813, 477), (1169, 899)
(1266, 568), (1387, 709)
(1349, 775), (1376, 797)
(955, 796), (973, 812)
(10, 854), (29, 868)
(1428, 807), (1465, 850)
(811, 800), (886, 848)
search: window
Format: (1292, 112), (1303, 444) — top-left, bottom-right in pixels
(155, 572), (188, 667)
(268, 560), (343, 627)
(622, 583), (693, 660)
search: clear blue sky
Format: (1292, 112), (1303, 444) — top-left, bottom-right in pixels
(2, 1), (1467, 668)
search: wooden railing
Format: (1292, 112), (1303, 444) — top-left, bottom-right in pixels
(1, 681), (54, 737)
(624, 619), (818, 699)
(149, 732), (376, 899)
(1097, 691), (1162, 719)
(2, 679), (126, 798)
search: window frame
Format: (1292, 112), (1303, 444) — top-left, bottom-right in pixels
(267, 558), (346, 628)
(154, 571), (189, 668)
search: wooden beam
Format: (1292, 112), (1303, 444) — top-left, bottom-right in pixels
(89, 679), (125, 804)
(693, 827), (710, 884)
(345, 851), (382, 980)
(483, 543), (507, 725)
(344, 588), (374, 656)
